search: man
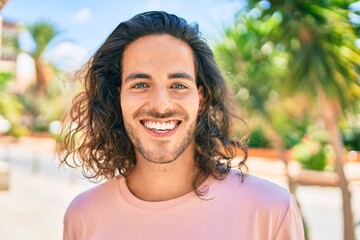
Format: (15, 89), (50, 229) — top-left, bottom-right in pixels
(60, 11), (304, 240)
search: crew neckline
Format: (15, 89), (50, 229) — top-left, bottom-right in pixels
(117, 175), (212, 210)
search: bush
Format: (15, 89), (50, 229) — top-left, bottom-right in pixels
(292, 131), (331, 171)
(247, 127), (272, 148)
(17, 72), (77, 133)
(0, 72), (28, 137)
(342, 113), (360, 151)
(343, 128), (360, 151)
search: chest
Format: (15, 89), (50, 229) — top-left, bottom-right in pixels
(89, 202), (240, 240)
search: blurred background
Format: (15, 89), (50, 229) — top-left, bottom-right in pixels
(0, 0), (359, 239)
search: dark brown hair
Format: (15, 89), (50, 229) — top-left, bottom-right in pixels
(58, 11), (247, 195)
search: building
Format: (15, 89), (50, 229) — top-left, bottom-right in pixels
(0, 18), (18, 73)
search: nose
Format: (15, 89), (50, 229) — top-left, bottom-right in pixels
(149, 84), (172, 112)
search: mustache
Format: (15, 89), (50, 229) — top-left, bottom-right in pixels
(133, 108), (189, 121)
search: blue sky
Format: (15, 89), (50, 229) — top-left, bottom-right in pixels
(2, 0), (245, 70)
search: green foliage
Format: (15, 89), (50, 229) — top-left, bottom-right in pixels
(215, 12), (308, 150)
(292, 130), (332, 171)
(0, 92), (28, 137)
(247, 0), (360, 109)
(0, 72), (13, 89)
(247, 127), (272, 148)
(19, 74), (76, 132)
(343, 129), (360, 151)
(215, 15), (287, 113)
(273, 108), (310, 149)
(0, 69), (77, 136)
(0, 72), (28, 137)
(218, 0), (360, 149)
(0, 18), (74, 137)
(342, 112), (360, 151)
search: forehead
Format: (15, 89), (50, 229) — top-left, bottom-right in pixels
(121, 34), (195, 78)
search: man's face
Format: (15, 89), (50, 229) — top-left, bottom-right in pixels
(121, 34), (203, 164)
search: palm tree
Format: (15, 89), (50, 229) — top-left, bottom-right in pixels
(246, 1), (360, 239)
(26, 19), (60, 95)
(215, 12), (309, 173)
(215, 15), (311, 238)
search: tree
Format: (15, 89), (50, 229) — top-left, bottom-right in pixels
(215, 12), (309, 172)
(246, 1), (360, 239)
(215, 14), (311, 238)
(26, 19), (60, 95)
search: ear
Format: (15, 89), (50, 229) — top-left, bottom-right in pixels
(198, 85), (205, 112)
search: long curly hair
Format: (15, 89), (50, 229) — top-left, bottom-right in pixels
(58, 11), (247, 195)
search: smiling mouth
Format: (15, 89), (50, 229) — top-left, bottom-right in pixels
(141, 120), (181, 134)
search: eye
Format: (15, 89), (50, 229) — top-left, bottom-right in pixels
(171, 83), (187, 89)
(132, 82), (149, 89)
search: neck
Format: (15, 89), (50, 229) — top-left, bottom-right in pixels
(126, 152), (197, 202)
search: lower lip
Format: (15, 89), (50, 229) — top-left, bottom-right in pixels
(141, 123), (180, 138)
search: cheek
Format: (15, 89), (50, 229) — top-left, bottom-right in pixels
(120, 93), (146, 120)
(120, 94), (132, 119)
(182, 94), (200, 116)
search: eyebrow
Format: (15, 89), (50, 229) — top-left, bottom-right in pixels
(124, 72), (195, 84)
(124, 73), (151, 84)
(168, 72), (194, 82)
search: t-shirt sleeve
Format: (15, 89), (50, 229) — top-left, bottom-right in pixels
(63, 199), (88, 240)
(274, 196), (305, 240)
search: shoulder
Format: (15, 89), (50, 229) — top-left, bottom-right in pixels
(63, 178), (121, 240)
(221, 170), (305, 239)
(65, 178), (118, 216)
(224, 169), (291, 208)
(63, 178), (119, 239)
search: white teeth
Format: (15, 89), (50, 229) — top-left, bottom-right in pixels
(143, 120), (177, 131)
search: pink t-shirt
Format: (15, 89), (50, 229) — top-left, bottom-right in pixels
(64, 170), (304, 239)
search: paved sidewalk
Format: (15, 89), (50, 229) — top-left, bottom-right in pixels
(0, 137), (359, 240)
